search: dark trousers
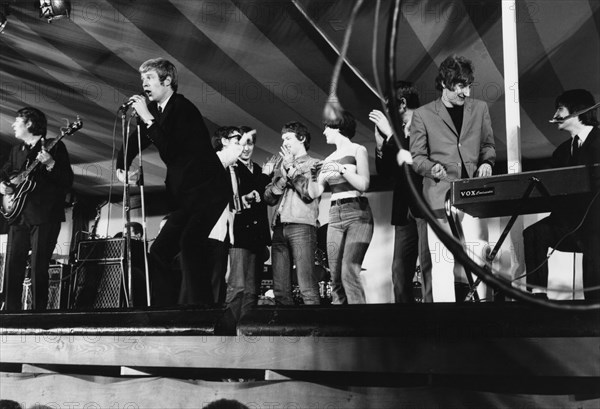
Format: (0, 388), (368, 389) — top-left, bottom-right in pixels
(392, 216), (433, 303)
(226, 247), (263, 321)
(198, 238), (229, 304)
(4, 219), (61, 311)
(149, 201), (228, 307)
(524, 215), (600, 300)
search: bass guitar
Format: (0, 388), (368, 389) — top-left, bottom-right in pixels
(0, 117), (82, 223)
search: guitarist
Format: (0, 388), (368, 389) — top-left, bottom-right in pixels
(0, 107), (73, 311)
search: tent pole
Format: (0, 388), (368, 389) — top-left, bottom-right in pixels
(501, 0), (526, 292)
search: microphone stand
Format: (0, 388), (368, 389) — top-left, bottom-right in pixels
(134, 121), (152, 307)
(121, 111), (133, 308)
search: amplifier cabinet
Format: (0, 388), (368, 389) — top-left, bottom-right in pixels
(71, 261), (124, 309)
(47, 263), (70, 310)
(77, 238), (127, 262)
(17, 263), (69, 310)
(72, 239), (146, 309)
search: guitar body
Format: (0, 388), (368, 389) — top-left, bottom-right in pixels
(1, 178), (36, 223)
(0, 116), (82, 223)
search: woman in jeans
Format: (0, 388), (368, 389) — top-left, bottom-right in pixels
(312, 110), (374, 304)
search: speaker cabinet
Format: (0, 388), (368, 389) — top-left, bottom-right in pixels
(72, 261), (124, 308)
(71, 239), (146, 309)
(47, 263), (70, 309)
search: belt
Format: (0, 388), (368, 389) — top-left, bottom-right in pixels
(331, 196), (367, 206)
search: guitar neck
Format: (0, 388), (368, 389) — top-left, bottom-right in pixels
(21, 133), (64, 179)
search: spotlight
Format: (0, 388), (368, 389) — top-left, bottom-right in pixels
(39, 0), (70, 22)
(0, 4), (9, 34)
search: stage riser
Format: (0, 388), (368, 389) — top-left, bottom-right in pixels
(0, 334), (597, 377)
(1, 373), (598, 409)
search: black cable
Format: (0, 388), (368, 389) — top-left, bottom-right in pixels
(512, 189), (600, 286)
(383, 0), (600, 310)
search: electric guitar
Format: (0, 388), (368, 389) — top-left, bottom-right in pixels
(0, 117), (83, 223)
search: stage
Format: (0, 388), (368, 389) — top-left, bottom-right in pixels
(1, 303), (599, 408)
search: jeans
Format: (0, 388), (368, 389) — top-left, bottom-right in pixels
(227, 247), (262, 320)
(392, 216), (433, 303)
(327, 198), (374, 304)
(271, 223), (320, 305)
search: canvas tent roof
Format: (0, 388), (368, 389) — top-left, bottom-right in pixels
(1, 0), (599, 197)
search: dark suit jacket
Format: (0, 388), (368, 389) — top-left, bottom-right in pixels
(376, 134), (424, 225)
(232, 160), (271, 252)
(550, 126), (600, 231)
(1, 138), (73, 225)
(117, 93), (230, 212)
(410, 98), (496, 213)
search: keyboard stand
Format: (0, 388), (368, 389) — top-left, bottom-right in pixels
(445, 177), (550, 302)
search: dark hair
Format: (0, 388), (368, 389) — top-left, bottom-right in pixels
(555, 89), (599, 127)
(392, 80), (420, 109)
(239, 125), (257, 143)
(204, 399), (249, 409)
(435, 55), (474, 91)
(0, 400), (23, 409)
(139, 58), (178, 92)
(323, 110), (356, 139)
(16, 107), (47, 137)
(125, 221), (143, 236)
(281, 121), (311, 150)
(212, 126), (241, 151)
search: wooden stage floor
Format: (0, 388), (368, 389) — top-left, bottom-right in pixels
(1, 303), (599, 408)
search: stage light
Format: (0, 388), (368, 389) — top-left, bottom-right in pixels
(39, 0), (70, 22)
(0, 4), (9, 34)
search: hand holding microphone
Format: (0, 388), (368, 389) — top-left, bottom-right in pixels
(119, 95), (154, 125)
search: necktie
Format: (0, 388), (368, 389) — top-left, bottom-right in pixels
(570, 135), (580, 165)
(229, 165), (242, 213)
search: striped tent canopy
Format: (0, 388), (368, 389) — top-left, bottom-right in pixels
(1, 0), (599, 197)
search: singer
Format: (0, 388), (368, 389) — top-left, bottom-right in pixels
(524, 89), (600, 301)
(116, 58), (231, 306)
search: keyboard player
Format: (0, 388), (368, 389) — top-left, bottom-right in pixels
(524, 89), (600, 300)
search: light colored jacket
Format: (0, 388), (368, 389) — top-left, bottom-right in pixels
(410, 97), (496, 214)
(264, 154), (320, 226)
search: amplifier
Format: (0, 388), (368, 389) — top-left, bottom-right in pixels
(19, 263), (70, 310)
(72, 239), (146, 309)
(77, 238), (127, 262)
(47, 263), (70, 309)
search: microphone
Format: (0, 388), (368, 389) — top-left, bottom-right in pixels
(549, 102), (600, 123)
(118, 100), (134, 112)
(549, 116), (565, 123)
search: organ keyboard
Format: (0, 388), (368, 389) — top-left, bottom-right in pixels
(449, 164), (600, 218)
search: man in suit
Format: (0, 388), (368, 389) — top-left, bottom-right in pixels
(524, 89), (600, 300)
(410, 55), (496, 302)
(117, 58), (230, 306)
(226, 126), (271, 320)
(0, 107), (74, 311)
(369, 81), (432, 303)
